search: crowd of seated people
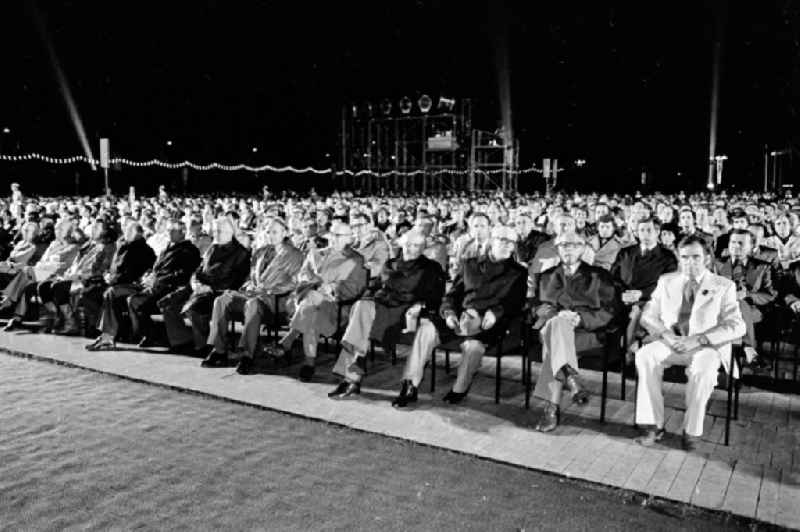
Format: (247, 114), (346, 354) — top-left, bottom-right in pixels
(2, 183), (800, 450)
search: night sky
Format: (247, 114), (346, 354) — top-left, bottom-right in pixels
(1, 1), (798, 194)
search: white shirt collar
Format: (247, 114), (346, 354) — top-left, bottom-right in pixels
(683, 269), (708, 286)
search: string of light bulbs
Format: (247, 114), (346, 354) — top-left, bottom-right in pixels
(0, 152), (559, 176)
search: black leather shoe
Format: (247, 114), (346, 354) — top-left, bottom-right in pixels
(3, 317), (22, 332)
(681, 432), (700, 452)
(235, 356), (255, 375)
(201, 351), (229, 368)
(442, 389), (469, 404)
(392, 380), (418, 408)
(298, 364), (315, 382)
(137, 336), (160, 349)
(328, 381), (349, 398)
(635, 427), (666, 447)
(565, 374), (589, 405)
(535, 402), (560, 432)
(342, 382), (361, 397)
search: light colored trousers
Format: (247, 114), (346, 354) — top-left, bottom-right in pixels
(635, 340), (721, 437)
(332, 300), (376, 382)
(401, 319), (486, 392)
(532, 315), (579, 404)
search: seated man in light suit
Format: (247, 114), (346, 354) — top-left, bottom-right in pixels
(635, 234), (745, 451)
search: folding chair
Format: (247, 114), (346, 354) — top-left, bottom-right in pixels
(526, 322), (624, 423)
(431, 314), (527, 401)
(631, 342), (742, 446)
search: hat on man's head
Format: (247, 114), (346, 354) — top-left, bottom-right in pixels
(554, 231), (586, 246)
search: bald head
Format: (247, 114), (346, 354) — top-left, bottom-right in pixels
(400, 229), (426, 261)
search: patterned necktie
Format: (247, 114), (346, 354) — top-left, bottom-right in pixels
(676, 278), (698, 335)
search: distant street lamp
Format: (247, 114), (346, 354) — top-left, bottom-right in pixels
(1, 127), (10, 155)
(165, 140), (173, 147)
(712, 154), (728, 187)
(251, 147), (258, 153)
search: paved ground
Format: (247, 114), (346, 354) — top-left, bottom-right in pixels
(0, 354), (769, 531)
(1, 329), (799, 530)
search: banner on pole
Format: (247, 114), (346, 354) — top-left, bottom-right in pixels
(99, 138), (110, 169)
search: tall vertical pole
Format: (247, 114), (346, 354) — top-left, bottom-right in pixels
(340, 105), (347, 191)
(707, 2), (725, 190)
(763, 146), (769, 193)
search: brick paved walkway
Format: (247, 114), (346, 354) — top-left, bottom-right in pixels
(1, 329), (798, 529)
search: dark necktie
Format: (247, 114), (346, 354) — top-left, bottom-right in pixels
(676, 278), (698, 336)
(732, 260), (745, 284)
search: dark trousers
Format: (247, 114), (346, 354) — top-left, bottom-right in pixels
(127, 287), (172, 341)
(37, 280), (72, 306)
(97, 284), (140, 338)
(160, 289), (215, 349)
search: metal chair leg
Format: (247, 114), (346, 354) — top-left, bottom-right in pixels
(725, 349), (734, 446)
(495, 343), (503, 404)
(633, 373), (639, 428)
(430, 349), (436, 393)
(601, 344), (609, 423)
(525, 354), (532, 409)
(620, 333), (627, 401)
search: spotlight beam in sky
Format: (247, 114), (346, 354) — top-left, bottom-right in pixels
(29, 0), (96, 171)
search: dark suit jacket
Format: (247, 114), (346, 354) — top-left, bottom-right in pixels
(107, 237), (156, 286)
(439, 255), (528, 343)
(151, 240), (202, 295)
(529, 261), (622, 333)
(610, 244), (678, 302)
(367, 254), (446, 346)
(194, 239), (251, 291)
(714, 256), (777, 308)
(784, 260), (800, 307)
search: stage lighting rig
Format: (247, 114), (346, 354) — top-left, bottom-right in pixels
(399, 96), (413, 114)
(418, 94), (433, 114)
(437, 96), (455, 111)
